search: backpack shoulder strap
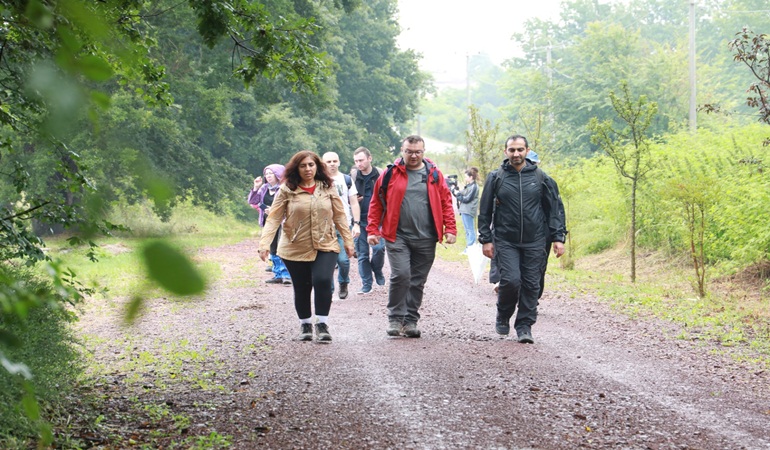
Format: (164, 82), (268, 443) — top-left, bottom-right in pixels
(344, 174), (352, 190)
(378, 164), (395, 207)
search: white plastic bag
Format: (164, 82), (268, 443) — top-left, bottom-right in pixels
(466, 242), (490, 284)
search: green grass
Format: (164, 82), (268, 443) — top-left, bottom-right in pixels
(43, 201), (255, 299)
(547, 248), (770, 368)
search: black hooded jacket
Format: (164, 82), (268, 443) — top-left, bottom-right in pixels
(478, 159), (566, 246)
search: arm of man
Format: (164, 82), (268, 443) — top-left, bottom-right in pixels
(348, 184), (361, 238)
(438, 174), (457, 244)
(477, 172), (497, 245)
(542, 175), (567, 258)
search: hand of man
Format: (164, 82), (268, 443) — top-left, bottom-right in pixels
(258, 249), (269, 261)
(482, 242), (495, 259)
(351, 223), (361, 239)
(367, 234), (380, 246)
(444, 233), (456, 245)
(345, 245), (355, 258)
(553, 242), (565, 258)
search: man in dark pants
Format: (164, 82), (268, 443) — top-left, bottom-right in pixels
(478, 135), (566, 344)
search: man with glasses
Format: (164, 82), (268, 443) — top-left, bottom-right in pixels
(478, 135), (566, 344)
(366, 135), (457, 338)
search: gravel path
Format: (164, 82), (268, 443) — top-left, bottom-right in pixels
(77, 238), (770, 449)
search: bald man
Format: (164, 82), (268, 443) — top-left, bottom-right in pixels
(323, 152), (361, 299)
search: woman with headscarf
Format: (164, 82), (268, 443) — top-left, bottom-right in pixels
(249, 163), (291, 284)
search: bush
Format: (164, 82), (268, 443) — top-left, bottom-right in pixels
(0, 268), (83, 446)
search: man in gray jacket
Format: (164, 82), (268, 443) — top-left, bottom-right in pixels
(477, 135), (566, 344)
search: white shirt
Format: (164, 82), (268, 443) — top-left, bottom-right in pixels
(331, 172), (358, 225)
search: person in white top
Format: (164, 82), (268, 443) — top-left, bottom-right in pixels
(322, 152), (361, 299)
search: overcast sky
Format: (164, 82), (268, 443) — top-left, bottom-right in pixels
(396, 0), (563, 88)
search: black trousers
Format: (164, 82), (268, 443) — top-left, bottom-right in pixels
(283, 251), (337, 320)
(494, 239), (547, 332)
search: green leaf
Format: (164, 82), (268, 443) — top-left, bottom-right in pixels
(125, 295), (144, 323)
(77, 55), (114, 81)
(141, 241), (205, 296)
(21, 388), (40, 421)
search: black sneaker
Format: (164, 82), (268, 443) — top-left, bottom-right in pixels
(402, 322), (421, 338)
(339, 283), (349, 299)
(282, 278), (292, 285)
(375, 272), (386, 286)
(495, 313), (510, 335)
(386, 321), (402, 336)
(315, 323), (332, 341)
(298, 324), (313, 341)
(266, 277), (282, 284)
(517, 329), (534, 344)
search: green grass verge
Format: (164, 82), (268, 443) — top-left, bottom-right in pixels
(547, 253), (770, 368)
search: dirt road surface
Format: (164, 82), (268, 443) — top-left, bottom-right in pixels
(78, 239), (770, 449)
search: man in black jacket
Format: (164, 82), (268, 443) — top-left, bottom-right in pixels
(478, 135), (566, 344)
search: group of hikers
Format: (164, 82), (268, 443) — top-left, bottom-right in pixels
(249, 134), (567, 344)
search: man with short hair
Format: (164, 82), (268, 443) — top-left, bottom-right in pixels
(352, 147), (386, 295)
(322, 152), (361, 300)
(478, 134), (566, 344)
(366, 135), (457, 338)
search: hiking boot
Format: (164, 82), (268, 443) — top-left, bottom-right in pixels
(265, 277), (282, 284)
(315, 323), (332, 342)
(517, 328), (534, 344)
(386, 321), (402, 336)
(298, 324), (313, 341)
(339, 283), (349, 299)
(495, 313), (510, 335)
(402, 322), (421, 338)
(282, 278), (292, 285)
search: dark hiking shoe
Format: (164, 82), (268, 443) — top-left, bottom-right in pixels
(517, 329), (534, 344)
(298, 324), (313, 341)
(386, 321), (403, 336)
(282, 278), (292, 285)
(402, 322), (421, 338)
(315, 323), (332, 342)
(375, 272), (386, 286)
(339, 283), (349, 299)
(266, 277), (282, 284)
(495, 313), (510, 335)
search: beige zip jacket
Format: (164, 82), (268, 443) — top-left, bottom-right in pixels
(258, 183), (354, 262)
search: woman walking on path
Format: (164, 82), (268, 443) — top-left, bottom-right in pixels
(451, 167), (480, 253)
(258, 151), (355, 342)
(249, 164), (292, 284)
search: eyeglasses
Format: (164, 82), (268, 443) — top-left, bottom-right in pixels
(404, 150), (424, 156)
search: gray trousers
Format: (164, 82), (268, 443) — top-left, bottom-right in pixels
(384, 236), (436, 324)
(495, 239), (547, 332)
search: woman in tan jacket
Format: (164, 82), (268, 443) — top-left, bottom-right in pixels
(258, 151), (355, 342)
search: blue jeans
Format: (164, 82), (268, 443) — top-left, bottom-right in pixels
(384, 235), (436, 324)
(355, 226), (385, 290)
(270, 253), (291, 279)
(461, 213), (476, 247)
(335, 230), (350, 284)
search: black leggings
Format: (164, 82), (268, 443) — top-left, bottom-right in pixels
(283, 251), (338, 320)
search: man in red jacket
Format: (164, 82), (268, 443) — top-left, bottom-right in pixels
(367, 135), (457, 338)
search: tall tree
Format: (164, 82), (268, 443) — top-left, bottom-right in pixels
(588, 81), (658, 282)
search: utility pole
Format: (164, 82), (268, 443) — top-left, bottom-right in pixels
(466, 52), (472, 163)
(689, 0), (697, 132)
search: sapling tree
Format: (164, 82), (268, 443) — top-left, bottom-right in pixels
(466, 105), (501, 183)
(588, 81), (657, 282)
